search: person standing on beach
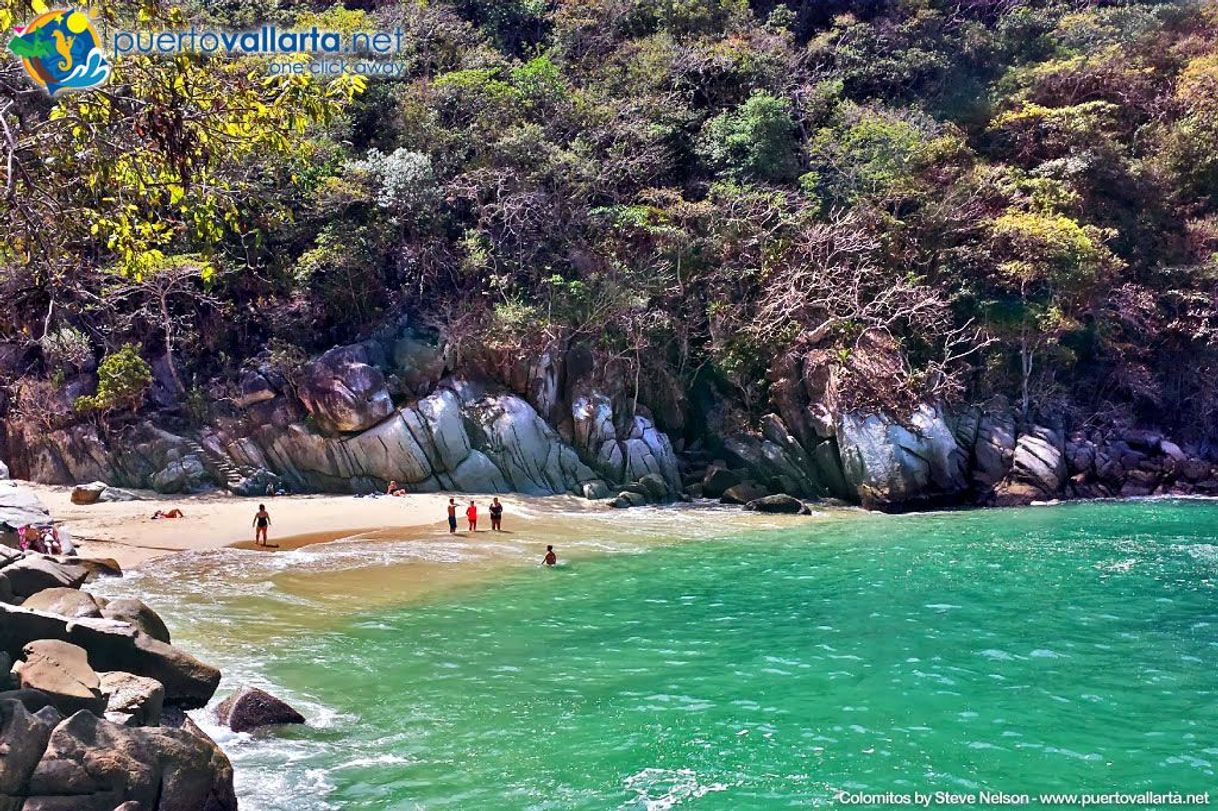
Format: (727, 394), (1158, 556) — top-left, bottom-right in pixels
(489, 497), (504, 531)
(466, 500), (478, 532)
(543, 545), (557, 566)
(447, 499), (458, 534)
(253, 504), (275, 547)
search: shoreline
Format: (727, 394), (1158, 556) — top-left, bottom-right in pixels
(25, 482), (610, 570)
(26, 480), (1213, 573)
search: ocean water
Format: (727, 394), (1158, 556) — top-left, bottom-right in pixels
(96, 500), (1218, 809)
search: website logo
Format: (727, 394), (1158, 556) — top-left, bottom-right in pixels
(8, 7), (110, 96)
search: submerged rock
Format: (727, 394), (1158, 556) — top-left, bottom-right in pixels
(744, 494), (812, 515)
(214, 686), (305, 733)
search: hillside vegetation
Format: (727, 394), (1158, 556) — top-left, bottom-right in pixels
(2, 0), (1217, 449)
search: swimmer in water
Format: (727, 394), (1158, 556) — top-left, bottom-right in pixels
(543, 545), (557, 566)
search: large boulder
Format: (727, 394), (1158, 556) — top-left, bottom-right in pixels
(1010, 428), (1066, 496)
(214, 686), (305, 733)
(569, 390), (681, 492)
(148, 453), (210, 494)
(637, 473), (670, 502)
(0, 688), (58, 714)
(2, 558), (90, 601)
(13, 640), (106, 716)
(23, 710), (236, 811)
(701, 465), (741, 499)
(971, 410), (1016, 489)
(298, 344), (394, 434)
(744, 494), (812, 515)
(720, 481), (770, 505)
(0, 605), (219, 709)
(99, 672), (164, 727)
(55, 557), (122, 580)
(0, 484), (52, 534)
(391, 334), (447, 396)
(0, 698), (60, 797)
(21, 588), (104, 619)
(70, 482), (108, 506)
(837, 406), (968, 507)
(100, 599), (171, 645)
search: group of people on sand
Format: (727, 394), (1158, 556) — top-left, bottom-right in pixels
(445, 497), (504, 533)
(242, 493), (557, 564)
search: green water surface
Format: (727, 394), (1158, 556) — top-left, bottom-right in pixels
(122, 501), (1218, 809)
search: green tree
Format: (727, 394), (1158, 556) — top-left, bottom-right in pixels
(698, 92), (800, 183)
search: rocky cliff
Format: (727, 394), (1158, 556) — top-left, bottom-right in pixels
(6, 324), (1217, 512)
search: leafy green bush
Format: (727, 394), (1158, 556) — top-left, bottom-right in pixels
(74, 345), (152, 413)
(698, 92), (799, 182)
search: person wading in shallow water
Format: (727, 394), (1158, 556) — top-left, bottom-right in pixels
(253, 504), (276, 547)
(543, 545), (557, 566)
(447, 499), (458, 534)
(489, 497), (504, 531)
(466, 500), (478, 532)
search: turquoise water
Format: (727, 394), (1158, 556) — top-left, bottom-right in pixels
(102, 501), (1218, 808)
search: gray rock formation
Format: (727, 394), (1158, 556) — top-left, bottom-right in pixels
(299, 345), (395, 434)
(721, 481), (770, 505)
(836, 405), (967, 507)
(0, 698), (60, 798)
(994, 426), (1066, 504)
(0, 484), (52, 537)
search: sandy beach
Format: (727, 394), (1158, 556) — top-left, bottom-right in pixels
(25, 483), (605, 570)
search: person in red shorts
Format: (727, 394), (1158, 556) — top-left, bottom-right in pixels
(466, 500), (478, 531)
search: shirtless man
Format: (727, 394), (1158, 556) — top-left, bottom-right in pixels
(543, 545), (557, 566)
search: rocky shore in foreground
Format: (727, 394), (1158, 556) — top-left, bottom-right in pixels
(0, 529), (310, 810)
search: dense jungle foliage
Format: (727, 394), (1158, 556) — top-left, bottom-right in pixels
(2, 0), (1217, 442)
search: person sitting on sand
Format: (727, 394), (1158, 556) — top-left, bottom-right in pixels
(489, 497), (503, 531)
(466, 500), (478, 532)
(447, 498), (458, 534)
(387, 480), (406, 496)
(543, 545), (557, 566)
(151, 509), (184, 519)
(252, 504), (276, 547)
